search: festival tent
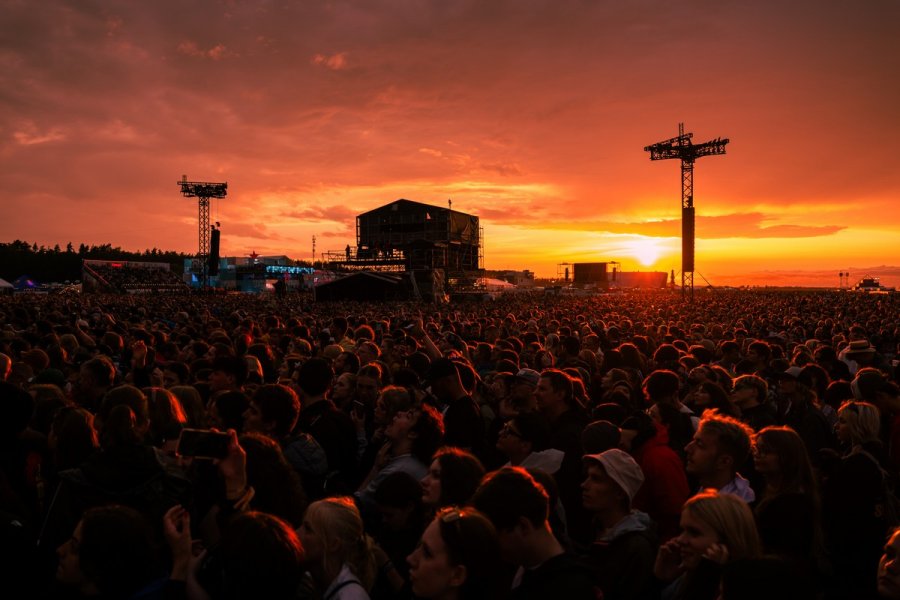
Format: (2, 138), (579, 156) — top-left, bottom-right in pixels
(0, 277), (13, 292)
(314, 271), (409, 301)
(483, 277), (516, 291)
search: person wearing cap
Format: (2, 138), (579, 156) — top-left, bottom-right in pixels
(581, 449), (657, 600)
(774, 366), (833, 463)
(501, 368), (539, 415)
(471, 467), (598, 600)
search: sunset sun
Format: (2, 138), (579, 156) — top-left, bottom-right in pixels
(626, 238), (661, 267)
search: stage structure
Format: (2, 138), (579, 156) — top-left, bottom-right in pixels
(644, 124), (728, 300)
(178, 176), (227, 289)
(323, 199), (484, 299)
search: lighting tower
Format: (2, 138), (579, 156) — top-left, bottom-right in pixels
(178, 176), (227, 288)
(644, 123), (728, 300)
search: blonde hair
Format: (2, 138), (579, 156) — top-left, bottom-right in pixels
(304, 497), (376, 590)
(683, 490), (761, 562)
(837, 400), (881, 445)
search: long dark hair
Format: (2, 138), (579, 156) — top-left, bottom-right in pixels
(432, 447), (485, 507)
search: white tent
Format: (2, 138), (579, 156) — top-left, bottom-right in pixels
(0, 278), (13, 290)
(483, 277), (516, 290)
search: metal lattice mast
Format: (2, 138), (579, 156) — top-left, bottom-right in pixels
(178, 176), (227, 289)
(644, 123), (728, 301)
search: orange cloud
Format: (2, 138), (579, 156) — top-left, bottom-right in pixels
(177, 41), (229, 60)
(312, 52), (349, 70)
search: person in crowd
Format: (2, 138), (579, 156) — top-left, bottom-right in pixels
(751, 426), (825, 584)
(775, 366), (833, 461)
(684, 410), (756, 502)
(242, 383), (328, 498)
(73, 356), (116, 413)
(496, 411), (564, 474)
(56, 504), (164, 599)
(471, 467), (598, 599)
(407, 506), (502, 600)
(425, 358), (486, 458)
(298, 496), (377, 599)
(879, 527), (900, 599)
(620, 411), (691, 541)
(823, 400), (888, 599)
(164, 507), (306, 599)
(643, 369), (698, 430)
(654, 490), (762, 600)
(730, 374), (777, 431)
(331, 372), (358, 413)
(356, 401), (443, 520)
(685, 381), (740, 418)
(40, 387), (192, 556)
(294, 358), (358, 496)
(207, 389), (249, 432)
(372, 471), (427, 585)
(208, 355), (247, 395)
(581, 449), (657, 600)
(535, 368), (591, 545)
(420, 446), (485, 512)
(239, 431), (307, 527)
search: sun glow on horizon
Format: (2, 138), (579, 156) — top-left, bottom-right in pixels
(622, 237), (664, 267)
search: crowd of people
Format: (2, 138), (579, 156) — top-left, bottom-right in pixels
(0, 288), (899, 599)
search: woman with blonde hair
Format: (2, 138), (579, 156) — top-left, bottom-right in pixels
(654, 490), (761, 600)
(823, 400), (888, 598)
(298, 496), (377, 599)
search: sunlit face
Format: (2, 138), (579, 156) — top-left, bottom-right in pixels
(684, 427), (721, 478)
(407, 519), (464, 599)
(676, 509), (719, 571)
(878, 529), (900, 598)
(57, 521), (87, 587)
(421, 459), (443, 507)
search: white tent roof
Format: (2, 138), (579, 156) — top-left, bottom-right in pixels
(0, 278), (13, 288)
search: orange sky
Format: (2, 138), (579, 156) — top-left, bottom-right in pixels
(2, 1), (899, 286)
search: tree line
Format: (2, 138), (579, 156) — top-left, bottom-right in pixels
(0, 240), (325, 284)
(0, 240), (194, 283)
